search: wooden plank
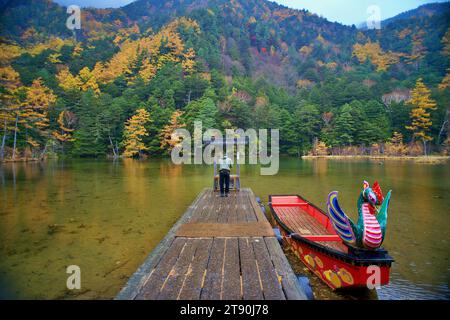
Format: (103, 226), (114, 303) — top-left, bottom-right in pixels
(200, 189), (219, 222)
(157, 239), (200, 300)
(200, 238), (226, 300)
(292, 207), (327, 234)
(203, 189), (216, 220)
(264, 237), (308, 300)
(175, 222), (275, 238)
(189, 189), (213, 223)
(282, 206), (320, 235)
(177, 239), (213, 300)
(188, 189), (211, 222)
(241, 190), (256, 222)
(251, 237), (285, 300)
(136, 237), (187, 300)
(278, 207), (345, 251)
(248, 189), (266, 222)
(239, 238), (264, 300)
(222, 238), (241, 300)
(207, 192), (222, 222)
(227, 192), (238, 223)
(280, 207), (314, 235)
(217, 193), (230, 223)
(235, 190), (247, 223)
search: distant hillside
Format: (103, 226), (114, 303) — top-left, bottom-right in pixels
(0, 0), (448, 90)
(382, 2), (450, 27)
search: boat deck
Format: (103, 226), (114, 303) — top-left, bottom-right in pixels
(116, 188), (307, 300)
(273, 205), (348, 253)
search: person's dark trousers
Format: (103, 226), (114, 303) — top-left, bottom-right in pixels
(219, 170), (230, 196)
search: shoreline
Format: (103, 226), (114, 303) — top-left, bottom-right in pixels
(2, 155), (449, 164)
(301, 155), (449, 163)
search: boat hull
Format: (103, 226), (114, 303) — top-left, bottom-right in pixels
(269, 195), (393, 290)
(278, 227), (391, 290)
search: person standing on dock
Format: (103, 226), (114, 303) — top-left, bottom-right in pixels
(218, 153), (233, 197)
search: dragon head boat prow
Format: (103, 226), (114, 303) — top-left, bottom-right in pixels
(327, 181), (392, 250)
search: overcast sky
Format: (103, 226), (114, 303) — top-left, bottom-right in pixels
(54, 0), (448, 26)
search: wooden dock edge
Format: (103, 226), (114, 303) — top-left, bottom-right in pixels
(115, 188), (309, 300)
(115, 188), (208, 300)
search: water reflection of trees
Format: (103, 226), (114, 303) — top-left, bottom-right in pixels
(0, 159), (448, 299)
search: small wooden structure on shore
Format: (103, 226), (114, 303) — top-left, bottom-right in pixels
(116, 188), (307, 300)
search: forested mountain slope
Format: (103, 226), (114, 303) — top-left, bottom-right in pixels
(0, 0), (449, 158)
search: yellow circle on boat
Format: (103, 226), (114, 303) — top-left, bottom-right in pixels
(324, 270), (342, 288)
(304, 255), (316, 269)
(314, 256), (324, 269)
(338, 268), (354, 285)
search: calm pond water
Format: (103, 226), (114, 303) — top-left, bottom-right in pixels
(0, 158), (449, 300)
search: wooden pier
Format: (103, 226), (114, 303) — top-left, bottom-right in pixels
(116, 188), (307, 300)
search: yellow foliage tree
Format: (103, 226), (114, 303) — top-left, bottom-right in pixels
(47, 53), (62, 64)
(0, 43), (23, 64)
(182, 48), (196, 73)
(27, 37), (71, 57)
(5, 78), (56, 159)
(0, 66), (21, 89)
(56, 67), (82, 91)
(93, 18), (199, 84)
(160, 110), (185, 152)
(53, 111), (76, 141)
(298, 45), (313, 57)
(405, 78), (437, 155)
(352, 41), (401, 72)
(122, 108), (151, 158)
(24, 78), (57, 130)
(0, 66), (22, 160)
(72, 43), (83, 57)
(78, 67), (100, 94)
(113, 24), (141, 45)
(57, 66), (100, 94)
(22, 79), (57, 155)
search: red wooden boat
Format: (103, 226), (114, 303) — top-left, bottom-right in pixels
(269, 194), (394, 290)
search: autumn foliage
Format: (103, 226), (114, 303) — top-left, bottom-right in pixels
(122, 109), (151, 158)
(352, 41), (402, 72)
(160, 110), (186, 153)
(405, 78), (437, 155)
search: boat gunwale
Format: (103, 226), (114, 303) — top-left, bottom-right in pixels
(268, 194), (394, 267)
